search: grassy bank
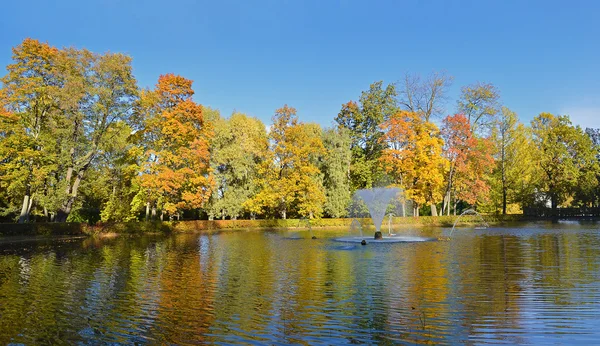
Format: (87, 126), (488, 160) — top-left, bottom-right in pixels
(171, 214), (528, 232)
(0, 214), (530, 237)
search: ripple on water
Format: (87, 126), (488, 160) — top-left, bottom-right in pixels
(1, 227), (600, 344)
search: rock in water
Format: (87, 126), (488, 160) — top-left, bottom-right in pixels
(374, 231), (383, 240)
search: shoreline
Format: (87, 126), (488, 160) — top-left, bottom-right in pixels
(1, 214), (595, 238)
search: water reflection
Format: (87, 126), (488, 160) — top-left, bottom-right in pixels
(1, 225), (600, 344)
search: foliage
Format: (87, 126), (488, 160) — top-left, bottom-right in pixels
(2, 38), (600, 223)
(335, 81), (398, 190)
(207, 111), (268, 219)
(246, 106), (325, 219)
(139, 74), (213, 218)
(321, 127), (352, 217)
(485, 107), (537, 214)
(380, 111), (447, 215)
(441, 114), (494, 213)
(530, 113), (599, 209)
(0, 39), (139, 223)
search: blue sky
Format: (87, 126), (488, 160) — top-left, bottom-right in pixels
(1, 0), (599, 129)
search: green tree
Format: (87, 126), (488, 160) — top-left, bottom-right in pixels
(581, 128), (600, 207)
(207, 111), (268, 220)
(335, 81), (398, 190)
(53, 48), (139, 222)
(98, 122), (142, 222)
(488, 107), (536, 214)
(531, 113), (598, 209)
(321, 127), (352, 218)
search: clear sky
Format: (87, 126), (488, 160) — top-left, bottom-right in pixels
(1, 0), (599, 129)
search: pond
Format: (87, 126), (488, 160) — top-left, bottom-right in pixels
(1, 222), (600, 344)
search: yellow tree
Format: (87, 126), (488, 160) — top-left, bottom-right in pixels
(246, 105), (325, 219)
(0, 39), (61, 222)
(380, 111), (447, 217)
(139, 74), (213, 219)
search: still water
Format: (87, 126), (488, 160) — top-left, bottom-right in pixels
(1, 222), (600, 344)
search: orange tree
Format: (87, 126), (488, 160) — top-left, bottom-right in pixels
(138, 74), (213, 219)
(441, 113), (494, 214)
(380, 111), (447, 217)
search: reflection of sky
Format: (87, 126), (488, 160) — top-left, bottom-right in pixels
(3, 226), (600, 344)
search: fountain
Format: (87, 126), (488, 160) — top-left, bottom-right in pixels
(349, 218), (363, 237)
(449, 209), (489, 237)
(356, 187), (399, 239)
(387, 213), (395, 236)
(335, 187), (435, 244)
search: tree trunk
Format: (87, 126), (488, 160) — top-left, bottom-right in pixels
(27, 195), (34, 215)
(160, 210), (164, 221)
(502, 186), (507, 215)
(56, 166), (88, 222)
(152, 205), (156, 220)
(443, 165), (455, 217)
(431, 203), (438, 216)
(18, 194), (30, 224)
(402, 200), (406, 217)
(145, 202), (150, 221)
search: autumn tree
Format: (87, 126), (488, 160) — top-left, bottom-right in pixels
(531, 113), (599, 210)
(139, 74), (213, 220)
(380, 111), (447, 217)
(398, 71), (453, 121)
(0, 39), (61, 222)
(293, 123), (326, 218)
(321, 127), (352, 218)
(441, 114), (494, 215)
(335, 81), (398, 190)
(207, 111), (268, 220)
(246, 105), (325, 219)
